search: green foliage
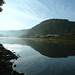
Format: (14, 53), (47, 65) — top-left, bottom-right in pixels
(71, 27), (75, 35)
(50, 35), (75, 40)
(27, 19), (75, 37)
(0, 0), (5, 12)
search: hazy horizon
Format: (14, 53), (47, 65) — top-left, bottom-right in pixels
(0, 0), (75, 30)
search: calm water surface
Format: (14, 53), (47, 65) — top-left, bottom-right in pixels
(0, 38), (75, 75)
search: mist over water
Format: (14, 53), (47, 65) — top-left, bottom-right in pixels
(0, 38), (75, 75)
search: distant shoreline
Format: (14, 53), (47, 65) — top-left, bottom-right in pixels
(0, 36), (75, 41)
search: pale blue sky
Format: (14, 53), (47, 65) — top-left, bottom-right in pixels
(0, 0), (75, 30)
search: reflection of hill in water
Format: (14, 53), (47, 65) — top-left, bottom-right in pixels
(26, 40), (75, 58)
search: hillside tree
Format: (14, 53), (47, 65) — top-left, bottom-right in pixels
(0, 0), (5, 12)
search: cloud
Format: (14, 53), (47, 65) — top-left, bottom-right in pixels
(3, 0), (75, 20)
(8, 0), (50, 20)
(0, 0), (75, 30)
(3, 0), (47, 21)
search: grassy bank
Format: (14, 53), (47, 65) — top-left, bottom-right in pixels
(49, 35), (75, 45)
(50, 35), (75, 40)
(20, 35), (75, 44)
(20, 35), (75, 41)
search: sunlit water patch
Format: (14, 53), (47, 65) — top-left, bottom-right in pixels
(0, 38), (75, 75)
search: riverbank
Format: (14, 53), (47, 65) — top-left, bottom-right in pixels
(0, 43), (24, 75)
(20, 35), (75, 41)
(50, 35), (75, 40)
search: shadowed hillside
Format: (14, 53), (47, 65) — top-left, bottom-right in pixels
(26, 19), (75, 37)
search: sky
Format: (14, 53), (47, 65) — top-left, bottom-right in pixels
(0, 0), (75, 30)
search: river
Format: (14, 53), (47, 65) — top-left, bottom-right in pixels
(0, 37), (75, 75)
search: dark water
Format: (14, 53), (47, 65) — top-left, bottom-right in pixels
(0, 38), (75, 75)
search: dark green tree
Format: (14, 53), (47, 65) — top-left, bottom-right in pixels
(71, 28), (75, 35)
(0, 0), (5, 12)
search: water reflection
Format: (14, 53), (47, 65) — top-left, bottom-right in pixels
(25, 40), (75, 58)
(0, 38), (75, 75)
(0, 38), (75, 58)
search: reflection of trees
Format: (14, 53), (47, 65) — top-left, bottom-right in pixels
(26, 40), (75, 58)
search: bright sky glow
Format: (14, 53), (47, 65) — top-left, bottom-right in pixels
(0, 0), (75, 30)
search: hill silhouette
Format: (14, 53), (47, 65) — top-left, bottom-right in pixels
(26, 19), (75, 37)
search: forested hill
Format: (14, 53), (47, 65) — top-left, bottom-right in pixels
(27, 19), (75, 37)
